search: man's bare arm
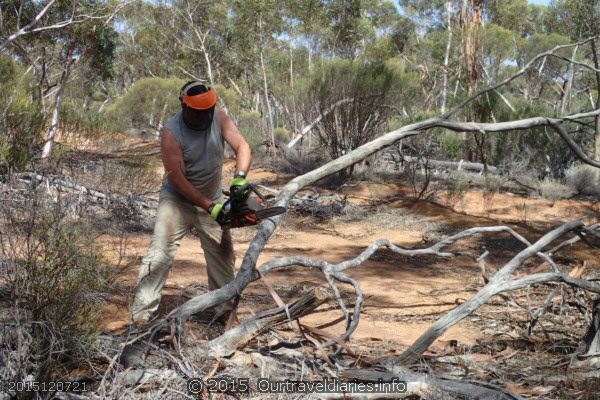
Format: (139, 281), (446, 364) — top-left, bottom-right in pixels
(217, 109), (252, 174)
(161, 128), (213, 210)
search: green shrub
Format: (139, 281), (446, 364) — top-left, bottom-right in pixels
(539, 178), (574, 201)
(104, 77), (185, 133)
(0, 56), (45, 172)
(445, 175), (470, 207)
(213, 84), (242, 116)
(61, 97), (121, 134)
(484, 174), (504, 192)
(238, 111), (264, 150)
(273, 148), (328, 176)
(305, 59), (402, 162)
(273, 127), (290, 143)
(483, 174), (503, 211)
(565, 164), (599, 196)
(439, 133), (465, 160)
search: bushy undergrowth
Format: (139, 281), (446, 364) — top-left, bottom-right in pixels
(237, 111), (264, 150)
(0, 189), (109, 384)
(565, 164), (599, 196)
(75, 155), (160, 195)
(538, 178), (574, 202)
(104, 77), (185, 133)
(0, 56), (45, 173)
(271, 148), (329, 176)
(438, 133), (466, 160)
(444, 173), (470, 207)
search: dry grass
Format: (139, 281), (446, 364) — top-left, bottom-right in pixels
(539, 178), (574, 202)
(565, 164), (600, 196)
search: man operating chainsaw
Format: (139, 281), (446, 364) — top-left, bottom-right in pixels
(131, 81), (252, 324)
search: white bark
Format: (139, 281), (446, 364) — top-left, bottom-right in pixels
(287, 98), (354, 148)
(441, 2), (453, 114)
(400, 155), (500, 174)
(444, 35), (599, 119)
(0, 0), (58, 50)
(0, 0), (124, 51)
(257, 14), (275, 156)
(560, 44), (578, 114)
(260, 48), (275, 155)
(41, 49), (77, 159)
(41, 90), (64, 159)
(208, 287), (330, 357)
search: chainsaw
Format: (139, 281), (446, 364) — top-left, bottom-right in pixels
(220, 183), (286, 229)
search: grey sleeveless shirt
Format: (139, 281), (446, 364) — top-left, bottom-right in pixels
(162, 111), (223, 202)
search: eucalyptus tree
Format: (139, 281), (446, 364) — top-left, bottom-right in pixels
(0, 0), (119, 160)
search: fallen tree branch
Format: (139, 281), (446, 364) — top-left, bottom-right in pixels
(169, 43), (600, 323)
(7, 172), (157, 209)
(254, 225), (547, 343)
(208, 287), (331, 357)
(399, 155), (500, 174)
(391, 220), (588, 364)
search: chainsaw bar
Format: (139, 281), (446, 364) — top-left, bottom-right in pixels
(253, 206), (286, 220)
(221, 206), (286, 229)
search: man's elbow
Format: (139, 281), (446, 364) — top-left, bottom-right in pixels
(243, 141), (252, 156)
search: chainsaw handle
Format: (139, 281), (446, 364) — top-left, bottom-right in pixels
(249, 185), (266, 203)
(222, 184), (264, 201)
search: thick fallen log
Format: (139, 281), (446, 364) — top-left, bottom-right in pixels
(399, 155), (500, 174)
(208, 287), (331, 357)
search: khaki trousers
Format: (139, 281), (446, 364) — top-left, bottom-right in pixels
(131, 190), (235, 322)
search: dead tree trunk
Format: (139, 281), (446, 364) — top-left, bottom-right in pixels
(560, 44), (579, 114)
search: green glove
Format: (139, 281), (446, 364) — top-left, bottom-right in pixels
(209, 203), (226, 225)
(231, 176), (249, 188)
(230, 175), (250, 202)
